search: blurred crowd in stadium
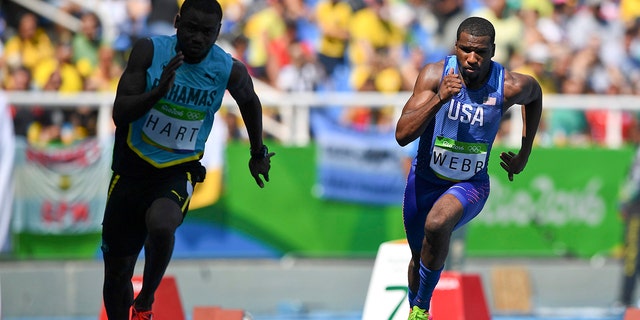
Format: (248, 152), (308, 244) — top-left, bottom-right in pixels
(2, 0), (640, 147)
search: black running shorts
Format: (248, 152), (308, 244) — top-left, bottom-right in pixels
(100, 171), (196, 257)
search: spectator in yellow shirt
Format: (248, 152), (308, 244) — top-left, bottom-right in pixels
(32, 43), (84, 93)
(348, 0), (404, 68)
(315, 0), (352, 78)
(243, 0), (287, 84)
(85, 46), (124, 93)
(3, 12), (55, 72)
(621, 0), (640, 27)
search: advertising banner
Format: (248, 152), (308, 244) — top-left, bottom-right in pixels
(12, 137), (111, 234)
(467, 147), (631, 258)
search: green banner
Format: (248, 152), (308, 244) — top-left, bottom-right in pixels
(203, 144), (630, 258)
(188, 142), (406, 258)
(466, 146), (631, 258)
(11, 142), (632, 259)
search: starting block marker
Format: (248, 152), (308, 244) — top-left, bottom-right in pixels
(362, 240), (491, 320)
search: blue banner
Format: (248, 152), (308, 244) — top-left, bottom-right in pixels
(311, 110), (407, 205)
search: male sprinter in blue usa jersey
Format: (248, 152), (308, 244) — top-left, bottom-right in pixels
(396, 16), (542, 320)
(101, 0), (275, 319)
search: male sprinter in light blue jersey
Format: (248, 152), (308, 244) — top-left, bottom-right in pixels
(395, 16), (542, 320)
(101, 0), (275, 319)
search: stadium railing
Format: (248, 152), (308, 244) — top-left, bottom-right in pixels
(5, 90), (639, 148)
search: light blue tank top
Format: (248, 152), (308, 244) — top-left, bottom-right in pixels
(127, 35), (233, 168)
(416, 55), (504, 182)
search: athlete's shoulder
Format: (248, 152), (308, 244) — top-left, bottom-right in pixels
(422, 56), (456, 80)
(426, 59), (447, 72)
(504, 70), (539, 92)
(413, 60), (446, 92)
(126, 37), (156, 70)
(227, 57), (251, 89)
(503, 69), (542, 104)
(149, 34), (175, 44)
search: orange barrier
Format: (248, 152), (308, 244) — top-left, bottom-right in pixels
(430, 272), (491, 320)
(624, 307), (640, 320)
(192, 306), (245, 320)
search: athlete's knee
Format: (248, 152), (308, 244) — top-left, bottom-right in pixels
(103, 272), (132, 292)
(426, 197), (462, 234)
(146, 220), (179, 242)
(147, 225), (177, 242)
(103, 254), (137, 281)
(424, 212), (455, 235)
